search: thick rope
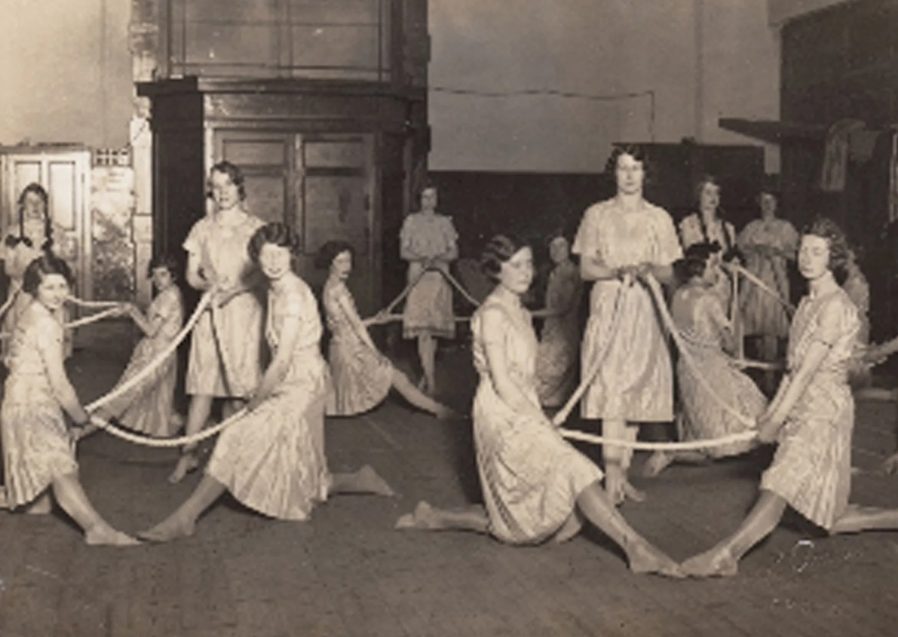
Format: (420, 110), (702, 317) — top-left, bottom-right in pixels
(725, 262), (795, 314)
(66, 297), (121, 309)
(0, 305), (122, 340)
(439, 268), (481, 307)
(0, 288), (18, 320)
(87, 407), (248, 448)
(560, 428), (756, 451)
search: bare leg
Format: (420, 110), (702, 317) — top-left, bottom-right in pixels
(830, 504), (898, 534)
(418, 334), (437, 394)
(395, 500), (489, 533)
(391, 369), (458, 419)
(51, 473), (139, 546)
(682, 489), (786, 577)
(603, 419), (645, 504)
(24, 491), (53, 514)
(576, 482), (681, 577)
(169, 394), (213, 483)
(139, 476), (227, 542)
(642, 449), (708, 478)
(330, 465), (395, 497)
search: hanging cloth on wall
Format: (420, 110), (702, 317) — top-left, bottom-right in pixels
(820, 118), (865, 192)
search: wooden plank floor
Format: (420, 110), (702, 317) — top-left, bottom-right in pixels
(1, 333), (898, 637)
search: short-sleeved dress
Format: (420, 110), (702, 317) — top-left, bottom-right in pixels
(400, 212), (458, 339)
(737, 218), (798, 338)
(472, 292), (603, 544)
(760, 287), (859, 530)
(672, 285), (766, 457)
(323, 279), (393, 416)
(535, 260), (582, 407)
(1, 303), (78, 507)
(572, 198), (682, 422)
(183, 212), (265, 398)
(205, 275), (331, 520)
(102, 286), (184, 437)
(679, 213), (737, 305)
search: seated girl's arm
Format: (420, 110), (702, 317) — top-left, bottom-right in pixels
(39, 326), (89, 425)
(246, 312), (299, 411)
(336, 287), (380, 353)
(481, 308), (545, 421)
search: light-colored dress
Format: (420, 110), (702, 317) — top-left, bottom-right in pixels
(183, 212), (265, 397)
(672, 285), (766, 457)
(572, 198), (682, 421)
(535, 260), (582, 407)
(737, 218), (799, 338)
(472, 292), (603, 544)
(760, 287), (859, 530)
(1, 303), (78, 508)
(400, 212), (458, 339)
(205, 275), (331, 520)
(101, 286), (184, 437)
(679, 213), (737, 305)
(323, 279), (393, 416)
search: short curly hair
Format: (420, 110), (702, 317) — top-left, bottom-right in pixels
(480, 234), (529, 282)
(209, 161), (247, 201)
(802, 216), (849, 284)
(23, 254), (74, 295)
(674, 241), (721, 282)
(147, 253), (180, 279)
(605, 144), (654, 185)
(314, 240), (355, 270)
(248, 222), (301, 264)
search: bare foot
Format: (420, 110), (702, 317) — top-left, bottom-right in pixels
(642, 451), (674, 478)
(626, 541), (684, 578)
(25, 493), (53, 515)
(138, 516), (196, 543)
(0, 487), (8, 510)
(553, 511), (583, 543)
(85, 525), (141, 547)
(621, 479), (646, 503)
(681, 547), (738, 578)
(168, 452), (200, 484)
(435, 405), (462, 421)
(396, 500), (440, 530)
(354, 465), (395, 497)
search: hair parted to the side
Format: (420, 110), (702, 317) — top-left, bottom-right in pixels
(802, 216), (850, 284)
(248, 222), (301, 264)
(209, 161), (247, 201)
(23, 254), (74, 295)
(147, 253), (180, 279)
(605, 144), (653, 184)
(314, 240), (355, 270)
(480, 233), (528, 282)
(674, 241), (721, 282)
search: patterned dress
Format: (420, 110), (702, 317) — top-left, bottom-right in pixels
(1, 303), (78, 507)
(760, 287), (859, 530)
(205, 275), (331, 520)
(400, 212), (458, 339)
(535, 260), (582, 407)
(183, 211), (265, 398)
(323, 279), (393, 416)
(572, 197), (682, 421)
(679, 213), (737, 306)
(472, 292), (603, 544)
(737, 218), (799, 338)
(672, 285), (766, 457)
(101, 286), (184, 437)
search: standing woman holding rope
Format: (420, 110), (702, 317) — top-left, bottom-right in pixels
(572, 145), (682, 505)
(168, 161), (265, 483)
(400, 181), (459, 396)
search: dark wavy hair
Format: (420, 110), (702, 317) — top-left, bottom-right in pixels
(147, 253), (180, 279)
(314, 240), (355, 270)
(248, 222), (301, 264)
(674, 241), (721, 282)
(480, 234), (529, 282)
(605, 144), (654, 185)
(209, 161), (246, 201)
(23, 254), (74, 295)
(694, 174), (722, 207)
(6, 183), (54, 252)
(802, 216), (850, 284)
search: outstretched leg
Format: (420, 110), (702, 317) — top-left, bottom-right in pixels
(830, 504), (898, 534)
(330, 465), (395, 497)
(603, 419), (645, 504)
(51, 473), (139, 546)
(642, 449), (708, 478)
(139, 476), (227, 542)
(576, 482), (681, 577)
(392, 369), (459, 419)
(682, 489), (786, 577)
(395, 501), (489, 533)
(169, 395), (213, 483)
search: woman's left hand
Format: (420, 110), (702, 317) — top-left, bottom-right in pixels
(756, 412), (784, 443)
(246, 391), (266, 413)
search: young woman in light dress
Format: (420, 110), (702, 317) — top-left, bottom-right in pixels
(400, 183), (459, 396)
(0, 255), (138, 545)
(533, 233), (583, 408)
(682, 218), (898, 578)
(572, 146), (682, 504)
(643, 243), (766, 477)
(169, 161), (266, 483)
(317, 240), (457, 420)
(396, 235), (682, 578)
(139, 224), (393, 542)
